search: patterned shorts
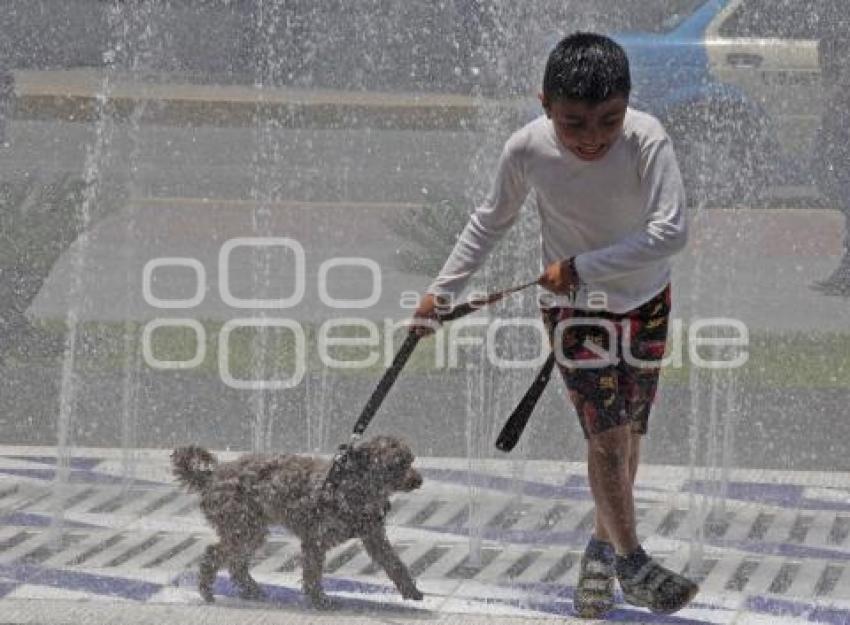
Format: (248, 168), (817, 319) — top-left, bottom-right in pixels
(541, 285), (671, 439)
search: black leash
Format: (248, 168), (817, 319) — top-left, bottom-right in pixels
(494, 350), (556, 452)
(322, 279), (538, 490)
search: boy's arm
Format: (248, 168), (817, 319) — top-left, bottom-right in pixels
(425, 139), (530, 301)
(573, 136), (687, 282)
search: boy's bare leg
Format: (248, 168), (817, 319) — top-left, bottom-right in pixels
(586, 424), (639, 554)
(593, 428), (641, 546)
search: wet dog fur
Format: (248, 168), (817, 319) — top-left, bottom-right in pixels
(171, 436), (423, 608)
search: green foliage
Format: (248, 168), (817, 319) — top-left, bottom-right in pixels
(385, 198), (470, 275)
(0, 175), (88, 274)
(0, 173), (127, 358)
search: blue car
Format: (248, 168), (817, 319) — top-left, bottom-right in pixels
(543, 0), (827, 205)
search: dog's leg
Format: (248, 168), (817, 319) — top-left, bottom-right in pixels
(227, 552), (265, 600)
(223, 526), (267, 601)
(228, 561), (265, 600)
(301, 537), (333, 609)
(199, 543), (224, 602)
(362, 529), (423, 600)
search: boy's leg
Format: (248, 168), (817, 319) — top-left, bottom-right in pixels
(592, 429), (641, 545)
(572, 418), (635, 618)
(543, 307), (631, 617)
(550, 286), (697, 615)
(612, 286), (699, 614)
(545, 302), (653, 555)
(586, 424), (639, 554)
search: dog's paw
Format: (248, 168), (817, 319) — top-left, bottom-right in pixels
(401, 586), (424, 601)
(308, 592), (336, 610)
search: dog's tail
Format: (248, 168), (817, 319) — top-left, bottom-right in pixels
(170, 445), (217, 492)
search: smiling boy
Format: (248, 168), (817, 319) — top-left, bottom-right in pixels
(412, 33), (697, 617)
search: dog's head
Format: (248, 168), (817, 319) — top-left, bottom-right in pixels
(354, 435), (422, 492)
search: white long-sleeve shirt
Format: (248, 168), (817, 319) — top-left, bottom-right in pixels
(426, 107), (688, 313)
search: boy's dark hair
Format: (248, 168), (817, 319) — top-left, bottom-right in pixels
(542, 32), (631, 104)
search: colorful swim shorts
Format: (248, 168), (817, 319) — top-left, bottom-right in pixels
(541, 284), (671, 439)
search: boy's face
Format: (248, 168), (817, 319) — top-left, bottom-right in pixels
(539, 94), (628, 162)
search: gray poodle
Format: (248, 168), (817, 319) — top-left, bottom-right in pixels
(171, 436), (424, 608)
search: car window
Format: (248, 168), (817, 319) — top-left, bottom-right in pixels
(718, 0), (820, 38)
(538, 0), (706, 34)
(618, 0), (708, 33)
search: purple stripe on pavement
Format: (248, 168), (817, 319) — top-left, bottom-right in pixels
(746, 595), (850, 625)
(196, 575), (427, 615)
(184, 572), (712, 622)
(323, 577), (397, 595)
(425, 471), (847, 512)
(415, 519), (850, 561)
(0, 563), (161, 600)
(418, 523), (590, 546)
(4, 456), (102, 471)
(421, 468), (594, 500)
(684, 480), (850, 512)
(0, 511), (103, 529)
(421, 468), (665, 501)
(0, 580), (19, 598)
(0, 467), (163, 487)
(729, 540), (850, 562)
(798, 499), (850, 513)
(684, 480), (803, 506)
(174, 571), (397, 599)
(5, 565), (844, 625)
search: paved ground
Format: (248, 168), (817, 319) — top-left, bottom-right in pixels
(1, 447), (850, 624)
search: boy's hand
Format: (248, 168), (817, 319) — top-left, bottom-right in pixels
(409, 293), (448, 337)
(539, 258), (582, 295)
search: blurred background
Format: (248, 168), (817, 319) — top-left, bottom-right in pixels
(0, 0), (847, 474)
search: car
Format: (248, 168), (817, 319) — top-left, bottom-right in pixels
(540, 0), (830, 205)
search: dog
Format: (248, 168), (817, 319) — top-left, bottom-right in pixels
(171, 436), (424, 608)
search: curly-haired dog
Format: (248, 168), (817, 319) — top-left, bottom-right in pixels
(171, 436), (423, 608)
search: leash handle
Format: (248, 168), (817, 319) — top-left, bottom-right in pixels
(434, 279), (539, 323)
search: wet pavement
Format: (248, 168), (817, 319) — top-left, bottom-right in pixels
(1, 447), (850, 624)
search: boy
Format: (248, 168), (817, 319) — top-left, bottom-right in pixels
(411, 33), (698, 617)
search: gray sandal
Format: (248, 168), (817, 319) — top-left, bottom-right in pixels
(573, 553), (616, 618)
(618, 559), (699, 615)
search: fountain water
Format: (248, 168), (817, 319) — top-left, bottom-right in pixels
(684, 164), (751, 577)
(119, 0), (160, 492)
(48, 0), (124, 547)
(454, 0), (549, 567)
(12, 1), (843, 618)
